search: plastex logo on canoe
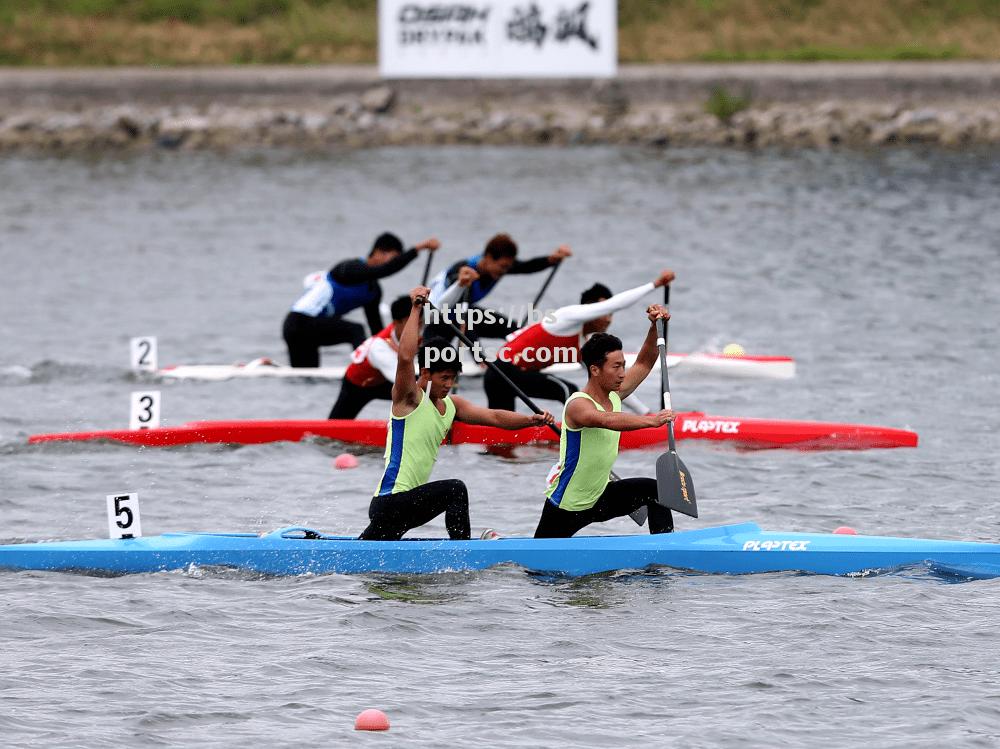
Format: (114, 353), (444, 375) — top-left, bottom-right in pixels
(680, 419), (741, 434)
(743, 540), (810, 552)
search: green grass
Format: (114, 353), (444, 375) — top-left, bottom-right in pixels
(705, 86), (751, 122)
(1, 0), (998, 66)
(699, 45), (964, 62)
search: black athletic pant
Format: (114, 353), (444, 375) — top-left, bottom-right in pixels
(484, 360), (578, 411)
(359, 479), (471, 540)
(328, 378), (393, 419)
(282, 311), (366, 368)
(423, 305), (521, 343)
(534, 478), (673, 538)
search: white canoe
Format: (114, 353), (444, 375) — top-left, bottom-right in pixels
(158, 353), (795, 382)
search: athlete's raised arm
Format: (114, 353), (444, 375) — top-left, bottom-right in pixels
(620, 304), (670, 399)
(391, 286), (430, 415)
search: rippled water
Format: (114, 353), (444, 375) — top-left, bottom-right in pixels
(2, 146), (1000, 746)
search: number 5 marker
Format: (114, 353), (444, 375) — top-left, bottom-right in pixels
(106, 493), (142, 539)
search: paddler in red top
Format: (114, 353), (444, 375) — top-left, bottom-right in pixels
(358, 286), (554, 541)
(327, 266), (481, 419)
(483, 269), (675, 410)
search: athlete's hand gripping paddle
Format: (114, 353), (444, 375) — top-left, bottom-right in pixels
(655, 317), (698, 518)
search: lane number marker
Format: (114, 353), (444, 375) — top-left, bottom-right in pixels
(107, 493), (142, 539)
(130, 390), (161, 430)
(130, 337), (158, 372)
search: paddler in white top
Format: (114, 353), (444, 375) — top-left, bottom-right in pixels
(327, 266), (481, 419)
(485, 269), (675, 410)
(534, 306), (675, 538)
(359, 286), (554, 541)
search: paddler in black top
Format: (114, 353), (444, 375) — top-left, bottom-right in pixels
(359, 285), (554, 541)
(282, 232), (439, 368)
(424, 233), (572, 342)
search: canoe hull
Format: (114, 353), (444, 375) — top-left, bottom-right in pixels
(158, 353), (796, 382)
(27, 414), (918, 451)
(1, 523), (996, 579)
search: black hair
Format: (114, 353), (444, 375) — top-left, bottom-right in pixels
(370, 232), (404, 256)
(581, 283), (612, 305)
(581, 332), (623, 371)
(390, 295), (412, 322)
(483, 233), (518, 260)
(418, 338), (464, 375)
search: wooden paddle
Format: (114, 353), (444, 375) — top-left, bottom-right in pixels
(422, 298), (646, 526)
(654, 316), (698, 518)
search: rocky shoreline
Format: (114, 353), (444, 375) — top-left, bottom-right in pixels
(2, 63), (999, 151)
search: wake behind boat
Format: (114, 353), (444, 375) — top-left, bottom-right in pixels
(1, 523), (996, 579)
(27, 413), (918, 450)
(157, 352), (797, 382)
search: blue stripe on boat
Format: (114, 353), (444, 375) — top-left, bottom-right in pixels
(377, 419), (406, 496)
(550, 429), (581, 507)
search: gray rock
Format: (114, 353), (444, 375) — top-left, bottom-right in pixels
(361, 86), (396, 114)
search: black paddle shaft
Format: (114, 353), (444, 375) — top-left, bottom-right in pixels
(657, 317), (677, 453)
(420, 250), (433, 287)
(660, 284), (670, 410)
(532, 261), (562, 309)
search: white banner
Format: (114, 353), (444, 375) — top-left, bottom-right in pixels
(379, 0), (616, 78)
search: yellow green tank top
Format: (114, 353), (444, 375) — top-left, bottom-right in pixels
(375, 391), (456, 496)
(545, 391), (621, 511)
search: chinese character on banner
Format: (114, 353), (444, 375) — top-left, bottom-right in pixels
(555, 1), (598, 49)
(507, 3), (548, 46)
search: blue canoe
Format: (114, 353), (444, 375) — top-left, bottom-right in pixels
(2, 523), (1000, 579)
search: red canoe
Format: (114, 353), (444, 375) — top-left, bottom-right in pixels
(27, 413), (918, 451)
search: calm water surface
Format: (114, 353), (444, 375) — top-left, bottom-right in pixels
(1, 146), (999, 746)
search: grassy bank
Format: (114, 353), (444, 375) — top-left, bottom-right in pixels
(2, 0), (999, 66)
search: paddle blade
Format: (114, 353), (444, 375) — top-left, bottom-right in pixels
(656, 451), (698, 518)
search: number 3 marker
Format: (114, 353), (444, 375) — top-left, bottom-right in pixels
(130, 391), (161, 430)
(106, 493), (142, 539)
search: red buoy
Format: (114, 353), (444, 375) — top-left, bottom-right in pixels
(833, 526), (858, 535)
(334, 453), (359, 470)
(355, 709), (390, 731)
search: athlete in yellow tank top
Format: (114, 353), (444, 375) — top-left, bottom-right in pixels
(534, 304), (676, 538)
(359, 286), (554, 541)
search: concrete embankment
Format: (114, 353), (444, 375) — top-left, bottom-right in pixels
(2, 62), (999, 151)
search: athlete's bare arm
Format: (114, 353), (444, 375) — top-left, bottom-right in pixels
(565, 395), (672, 432)
(451, 396), (554, 430)
(619, 305), (670, 399)
(391, 286), (430, 416)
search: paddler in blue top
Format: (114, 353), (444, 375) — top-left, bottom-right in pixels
(534, 305), (675, 538)
(282, 232), (439, 367)
(359, 285), (554, 541)
(425, 233), (572, 342)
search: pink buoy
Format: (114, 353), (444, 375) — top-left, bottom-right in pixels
(355, 709), (390, 731)
(334, 453), (359, 470)
(833, 526), (858, 535)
